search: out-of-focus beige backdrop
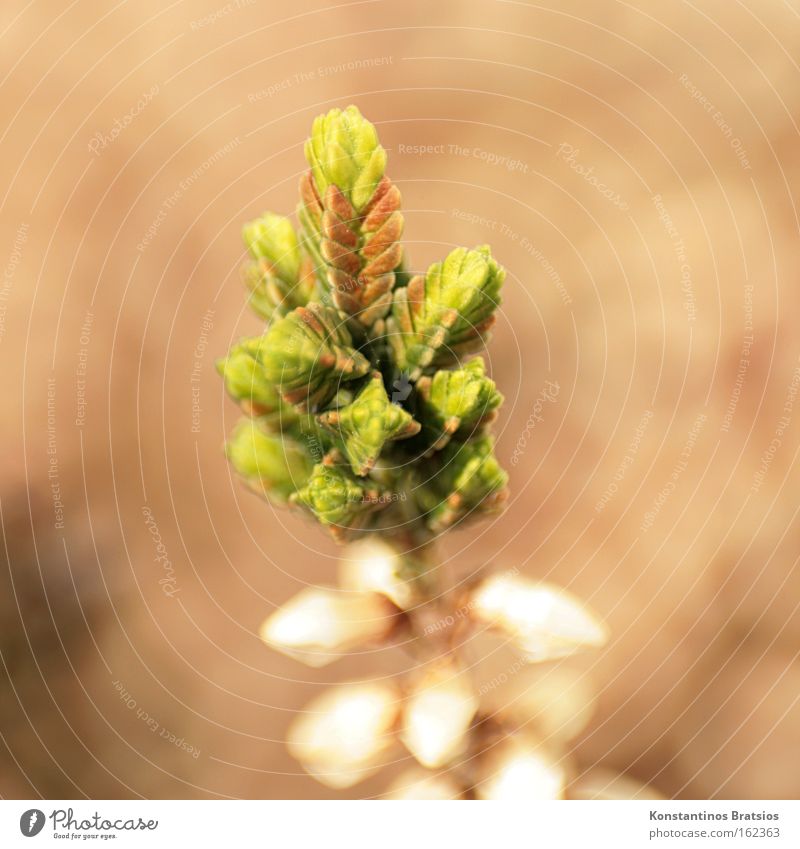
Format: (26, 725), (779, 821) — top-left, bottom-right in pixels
(1, 0), (799, 799)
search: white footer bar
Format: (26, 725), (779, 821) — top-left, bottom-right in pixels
(1, 800), (797, 848)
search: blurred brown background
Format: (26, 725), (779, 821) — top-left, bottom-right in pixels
(1, 0), (799, 799)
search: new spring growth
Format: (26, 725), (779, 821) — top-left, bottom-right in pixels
(220, 104), (509, 540)
(217, 106), (613, 799)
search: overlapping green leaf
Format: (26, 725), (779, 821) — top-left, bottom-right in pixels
(415, 357), (503, 451)
(262, 303), (370, 410)
(299, 106), (403, 326)
(423, 436), (509, 531)
(317, 373), (420, 475)
(386, 246), (504, 379)
(242, 212), (314, 320)
(226, 419), (313, 503)
(290, 459), (388, 539)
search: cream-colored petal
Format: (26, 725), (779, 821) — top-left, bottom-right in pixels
(260, 586), (397, 667)
(339, 539), (420, 610)
(401, 664), (478, 769)
(288, 681), (401, 788)
(476, 735), (566, 800)
(470, 573), (609, 661)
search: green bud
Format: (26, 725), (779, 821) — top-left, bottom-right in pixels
(299, 108), (402, 326)
(217, 338), (298, 429)
(262, 302), (371, 410)
(387, 246), (505, 379)
(225, 419), (313, 503)
(290, 459), (387, 538)
(243, 212), (301, 281)
(242, 213), (314, 320)
(416, 357), (503, 451)
(317, 373), (421, 476)
(304, 105), (387, 213)
(220, 107), (511, 557)
(425, 436), (508, 531)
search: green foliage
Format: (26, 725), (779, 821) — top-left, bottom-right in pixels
(299, 106), (403, 326)
(421, 437), (509, 531)
(386, 246), (504, 379)
(290, 460), (387, 539)
(225, 420), (313, 504)
(221, 105), (509, 542)
(262, 303), (370, 409)
(242, 212), (314, 320)
(415, 357), (503, 451)
(317, 373), (420, 476)
(304, 105), (387, 213)
(217, 337), (298, 428)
